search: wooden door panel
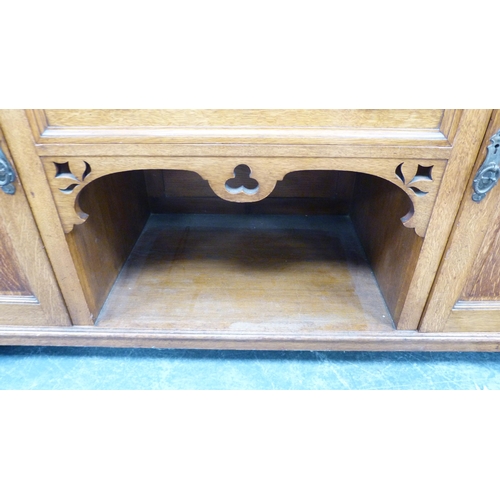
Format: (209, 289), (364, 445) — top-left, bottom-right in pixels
(460, 214), (500, 301)
(0, 130), (70, 326)
(421, 111), (500, 332)
(445, 204), (500, 331)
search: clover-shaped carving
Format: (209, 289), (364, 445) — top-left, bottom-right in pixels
(54, 160), (91, 194)
(225, 164), (259, 195)
(395, 163), (433, 196)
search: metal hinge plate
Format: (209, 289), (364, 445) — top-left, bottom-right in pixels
(472, 130), (500, 202)
(0, 148), (16, 195)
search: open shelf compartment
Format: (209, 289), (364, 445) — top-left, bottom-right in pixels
(63, 168), (425, 335)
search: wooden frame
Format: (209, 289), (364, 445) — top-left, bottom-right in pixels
(0, 125), (70, 326)
(421, 110), (500, 333)
(1, 326), (500, 351)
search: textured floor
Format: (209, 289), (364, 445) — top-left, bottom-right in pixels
(1, 346), (500, 389)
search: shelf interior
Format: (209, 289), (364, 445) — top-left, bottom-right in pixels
(96, 214), (394, 332)
(68, 169), (422, 330)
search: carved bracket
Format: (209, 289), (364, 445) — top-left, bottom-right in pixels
(472, 130), (500, 202)
(393, 162), (435, 236)
(0, 148), (16, 195)
(43, 157), (445, 237)
(50, 160), (93, 232)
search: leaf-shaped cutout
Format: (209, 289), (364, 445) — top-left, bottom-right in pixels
(68, 160), (91, 182)
(409, 164), (433, 184)
(82, 161), (91, 180)
(409, 186), (428, 197)
(54, 161), (78, 181)
(395, 163), (405, 183)
(59, 184), (79, 194)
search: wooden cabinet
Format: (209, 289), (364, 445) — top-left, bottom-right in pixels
(0, 127), (70, 327)
(0, 109), (498, 350)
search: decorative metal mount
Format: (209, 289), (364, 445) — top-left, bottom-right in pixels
(472, 130), (500, 202)
(0, 148), (16, 195)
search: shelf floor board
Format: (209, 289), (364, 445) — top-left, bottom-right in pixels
(96, 214), (394, 332)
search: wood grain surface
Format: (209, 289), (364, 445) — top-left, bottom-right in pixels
(66, 171), (150, 320)
(0, 217), (32, 296)
(96, 214), (394, 332)
(43, 109), (445, 128)
(1, 108), (496, 347)
(27, 109), (453, 147)
(396, 110), (492, 330)
(0, 110), (92, 325)
(43, 156), (446, 237)
(351, 173), (423, 327)
(420, 111), (500, 332)
(460, 203), (500, 301)
(0, 123), (70, 325)
(146, 169), (356, 215)
(1, 326), (500, 352)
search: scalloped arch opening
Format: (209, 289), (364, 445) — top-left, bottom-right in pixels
(72, 168), (419, 235)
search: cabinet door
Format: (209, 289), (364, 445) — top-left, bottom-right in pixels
(0, 129), (70, 326)
(421, 112), (500, 332)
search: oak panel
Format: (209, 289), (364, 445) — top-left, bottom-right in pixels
(146, 169), (356, 215)
(29, 110), (451, 147)
(66, 171), (150, 320)
(96, 214), (394, 332)
(34, 143), (455, 160)
(0, 216), (32, 296)
(460, 209), (500, 300)
(0, 123), (70, 325)
(44, 109), (444, 129)
(351, 173), (423, 327)
(2, 326), (500, 351)
(444, 309), (500, 332)
(0, 110), (92, 325)
(398, 110), (492, 330)
(420, 110), (499, 332)
(43, 156), (446, 237)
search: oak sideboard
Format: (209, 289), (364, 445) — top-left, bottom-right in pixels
(0, 109), (499, 351)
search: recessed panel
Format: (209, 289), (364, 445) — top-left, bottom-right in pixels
(0, 216), (32, 296)
(44, 109), (444, 129)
